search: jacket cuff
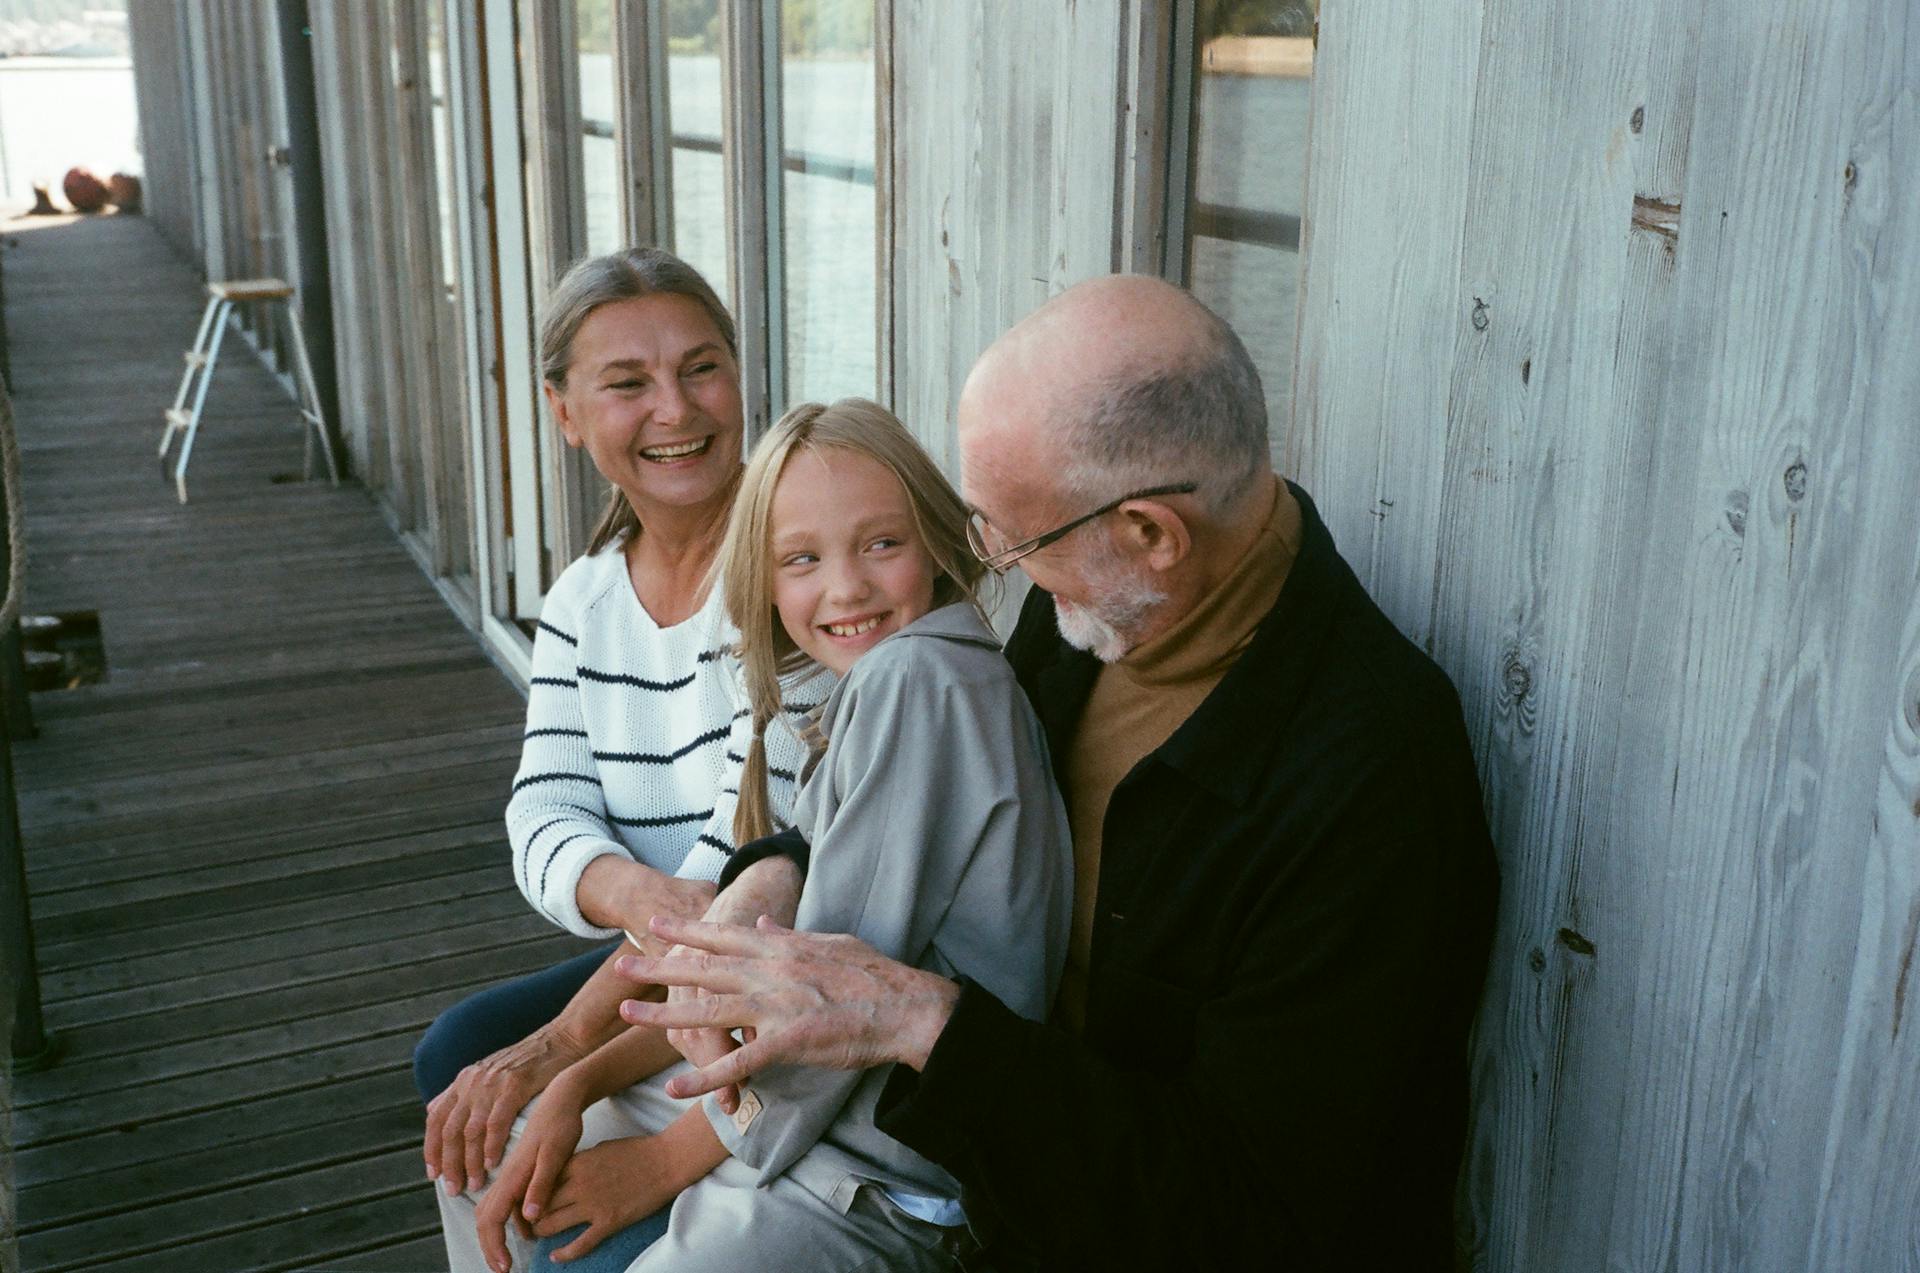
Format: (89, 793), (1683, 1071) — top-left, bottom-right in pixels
(716, 826), (810, 892)
(875, 979), (1024, 1167)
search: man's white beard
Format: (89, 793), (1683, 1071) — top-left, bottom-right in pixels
(1052, 538), (1166, 663)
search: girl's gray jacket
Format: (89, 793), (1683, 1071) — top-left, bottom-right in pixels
(703, 602), (1074, 1213)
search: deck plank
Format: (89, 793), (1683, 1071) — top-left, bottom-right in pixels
(4, 211), (552, 1270)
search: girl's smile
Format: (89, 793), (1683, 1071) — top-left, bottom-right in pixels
(770, 448), (938, 675)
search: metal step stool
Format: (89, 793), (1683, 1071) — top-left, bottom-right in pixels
(158, 278), (340, 503)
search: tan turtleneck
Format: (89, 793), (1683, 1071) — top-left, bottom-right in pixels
(1053, 478), (1302, 1032)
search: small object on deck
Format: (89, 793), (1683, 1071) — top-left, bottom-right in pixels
(108, 172), (144, 213)
(62, 167), (110, 214)
(158, 278), (340, 503)
(26, 183), (59, 216)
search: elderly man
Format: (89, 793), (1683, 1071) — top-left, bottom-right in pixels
(623, 275), (1499, 1270)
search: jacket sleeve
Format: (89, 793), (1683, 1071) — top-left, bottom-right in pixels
(504, 579), (630, 939)
(706, 642), (1071, 1185)
(873, 751), (1489, 1270)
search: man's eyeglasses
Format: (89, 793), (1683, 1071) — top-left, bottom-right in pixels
(965, 483), (1199, 572)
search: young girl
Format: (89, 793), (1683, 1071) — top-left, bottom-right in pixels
(451, 399), (1072, 1273)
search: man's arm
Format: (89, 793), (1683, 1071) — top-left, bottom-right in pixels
(622, 815), (1491, 1269)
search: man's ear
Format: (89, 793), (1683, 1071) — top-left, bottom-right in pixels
(544, 381), (584, 449)
(1117, 500), (1191, 574)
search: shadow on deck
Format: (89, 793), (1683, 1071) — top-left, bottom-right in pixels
(4, 213), (595, 1271)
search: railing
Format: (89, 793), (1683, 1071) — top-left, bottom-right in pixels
(580, 118), (877, 190)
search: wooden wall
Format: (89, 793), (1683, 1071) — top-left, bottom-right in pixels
(125, 3), (199, 262)
(1292, 1), (1920, 1266)
(885, 0), (1131, 472)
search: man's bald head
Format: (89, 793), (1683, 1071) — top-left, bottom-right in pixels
(959, 274), (1269, 519)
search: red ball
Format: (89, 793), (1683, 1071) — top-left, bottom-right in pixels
(62, 167), (110, 213)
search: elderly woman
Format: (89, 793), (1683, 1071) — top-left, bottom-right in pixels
(414, 248), (820, 1267)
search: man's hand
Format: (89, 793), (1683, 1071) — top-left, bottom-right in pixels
(663, 856), (805, 1113)
(424, 1026), (587, 1196)
(473, 1083), (586, 1273)
(615, 914), (962, 1100)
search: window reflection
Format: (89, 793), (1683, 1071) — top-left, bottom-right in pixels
(1186, 0), (1314, 445)
(576, 0), (618, 256)
(778, 0), (876, 405)
(667, 0), (730, 306)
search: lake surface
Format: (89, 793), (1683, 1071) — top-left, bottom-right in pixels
(11, 52), (1311, 439)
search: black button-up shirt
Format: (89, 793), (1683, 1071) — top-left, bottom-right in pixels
(875, 483), (1500, 1272)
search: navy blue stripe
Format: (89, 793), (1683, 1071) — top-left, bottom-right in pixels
(697, 647), (731, 663)
(697, 833), (732, 854)
(525, 815), (572, 846)
(524, 727), (589, 740)
(726, 751), (794, 783)
(577, 667), (696, 692)
(593, 725), (729, 765)
(536, 833), (592, 904)
(537, 620), (578, 646)
(512, 771), (602, 794)
(607, 808), (713, 828)
(530, 676), (577, 689)
(785, 701), (822, 715)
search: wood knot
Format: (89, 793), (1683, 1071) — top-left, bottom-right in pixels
(1725, 489), (1748, 538)
(1501, 650), (1533, 703)
(1471, 297), (1490, 331)
(1520, 358), (1532, 385)
(1632, 194), (1681, 241)
(1904, 675), (1920, 732)
(1630, 106), (1645, 134)
(1844, 160), (1858, 193)
(1783, 460), (1808, 502)
(1528, 947), (1547, 973)
(1556, 927), (1596, 957)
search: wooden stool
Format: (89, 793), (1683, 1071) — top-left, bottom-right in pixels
(158, 278), (339, 503)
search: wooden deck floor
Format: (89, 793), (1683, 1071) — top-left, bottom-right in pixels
(4, 213), (596, 1271)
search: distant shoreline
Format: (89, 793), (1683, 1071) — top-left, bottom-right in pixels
(1201, 36), (1312, 79)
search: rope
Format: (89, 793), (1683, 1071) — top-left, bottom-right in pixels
(0, 374), (23, 632)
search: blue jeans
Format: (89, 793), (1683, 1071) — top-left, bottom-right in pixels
(529, 1207), (672, 1272)
(412, 942), (620, 1102)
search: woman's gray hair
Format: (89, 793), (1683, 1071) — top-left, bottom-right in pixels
(1058, 301), (1269, 515)
(538, 248), (738, 554)
(539, 247), (735, 390)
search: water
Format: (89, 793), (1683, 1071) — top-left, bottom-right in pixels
(0, 59), (138, 207)
(9, 48), (1309, 437)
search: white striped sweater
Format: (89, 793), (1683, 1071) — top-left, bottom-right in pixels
(506, 543), (824, 938)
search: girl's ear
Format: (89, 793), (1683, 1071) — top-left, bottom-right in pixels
(544, 381), (584, 449)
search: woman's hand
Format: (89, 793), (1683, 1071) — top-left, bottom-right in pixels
(425, 1025), (588, 1196)
(472, 1081), (588, 1273)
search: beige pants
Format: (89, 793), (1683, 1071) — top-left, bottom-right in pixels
(438, 1062), (960, 1273)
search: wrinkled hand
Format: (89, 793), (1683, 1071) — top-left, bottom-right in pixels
(424, 1026), (585, 1196)
(662, 857), (804, 1112)
(472, 1086), (586, 1273)
(530, 1136), (680, 1263)
(617, 915), (961, 1100)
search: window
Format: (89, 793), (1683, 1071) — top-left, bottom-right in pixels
(666, 0), (731, 305)
(777, 1), (878, 405)
(577, 0), (620, 255)
(1181, 0), (1315, 443)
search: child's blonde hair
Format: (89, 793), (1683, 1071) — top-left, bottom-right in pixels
(717, 398), (992, 844)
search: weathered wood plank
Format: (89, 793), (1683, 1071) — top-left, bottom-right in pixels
(2, 210), (540, 1272)
(1296, 2), (1920, 1268)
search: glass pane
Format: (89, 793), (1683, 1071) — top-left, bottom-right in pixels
(577, 0), (619, 255)
(779, 0), (876, 405)
(667, 0), (729, 305)
(1186, 0), (1314, 448)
